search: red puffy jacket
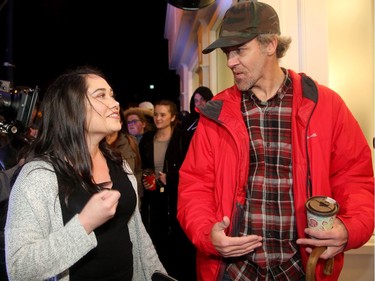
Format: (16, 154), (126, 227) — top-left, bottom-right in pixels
(177, 70), (374, 281)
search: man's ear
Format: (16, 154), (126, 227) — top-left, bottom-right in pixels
(267, 36), (278, 56)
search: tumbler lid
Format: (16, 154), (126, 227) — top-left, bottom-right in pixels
(305, 196), (339, 217)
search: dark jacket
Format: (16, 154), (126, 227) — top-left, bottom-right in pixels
(139, 127), (196, 281)
(139, 127), (186, 237)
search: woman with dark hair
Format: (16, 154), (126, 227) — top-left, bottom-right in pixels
(182, 86), (213, 146)
(5, 65), (165, 280)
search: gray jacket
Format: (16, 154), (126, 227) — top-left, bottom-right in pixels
(5, 160), (166, 280)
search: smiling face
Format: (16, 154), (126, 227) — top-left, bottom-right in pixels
(85, 74), (121, 142)
(153, 104), (176, 130)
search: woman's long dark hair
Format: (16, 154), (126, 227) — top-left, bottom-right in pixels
(25, 65), (122, 199)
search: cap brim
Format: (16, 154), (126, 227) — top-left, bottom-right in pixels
(202, 35), (256, 54)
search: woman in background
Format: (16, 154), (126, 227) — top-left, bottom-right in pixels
(139, 99), (196, 281)
(5, 65), (165, 281)
(181, 86), (213, 146)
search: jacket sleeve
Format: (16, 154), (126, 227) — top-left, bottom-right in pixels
(5, 162), (97, 280)
(177, 117), (220, 256)
(124, 163), (167, 280)
(128, 205), (167, 280)
(328, 95), (374, 250)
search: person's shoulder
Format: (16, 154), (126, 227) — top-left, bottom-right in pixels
(114, 133), (136, 156)
(181, 114), (198, 129)
(125, 133), (138, 144)
(139, 130), (154, 146)
(142, 130), (155, 139)
(22, 160), (53, 171)
(292, 70), (340, 97)
(173, 126), (183, 136)
(212, 85), (241, 102)
(12, 160), (57, 196)
(16, 160), (55, 186)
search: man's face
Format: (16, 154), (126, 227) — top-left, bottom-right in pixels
(126, 114), (145, 136)
(222, 38), (269, 91)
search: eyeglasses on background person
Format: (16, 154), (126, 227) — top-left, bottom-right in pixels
(127, 119), (141, 126)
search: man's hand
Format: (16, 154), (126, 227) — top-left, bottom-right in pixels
(211, 216), (262, 257)
(296, 218), (348, 259)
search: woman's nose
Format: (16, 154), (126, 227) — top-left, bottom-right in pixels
(109, 99), (120, 110)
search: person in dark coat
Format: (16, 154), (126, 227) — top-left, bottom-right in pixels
(139, 99), (196, 281)
(182, 86), (213, 146)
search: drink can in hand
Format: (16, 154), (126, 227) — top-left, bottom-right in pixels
(143, 169), (157, 191)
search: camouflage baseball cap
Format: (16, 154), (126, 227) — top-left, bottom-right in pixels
(202, 1), (280, 54)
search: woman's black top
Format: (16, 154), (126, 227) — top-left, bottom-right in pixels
(59, 157), (137, 281)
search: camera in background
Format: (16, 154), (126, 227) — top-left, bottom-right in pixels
(0, 79), (39, 136)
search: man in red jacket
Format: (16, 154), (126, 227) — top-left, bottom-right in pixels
(177, 1), (374, 281)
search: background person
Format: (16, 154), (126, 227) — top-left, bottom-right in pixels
(177, 2), (374, 281)
(0, 120), (38, 281)
(0, 158), (24, 281)
(106, 107), (143, 206)
(181, 86), (213, 145)
(176, 110), (190, 130)
(124, 107), (154, 144)
(5, 65), (166, 280)
(139, 99), (196, 281)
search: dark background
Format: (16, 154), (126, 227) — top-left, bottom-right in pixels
(0, 0), (181, 109)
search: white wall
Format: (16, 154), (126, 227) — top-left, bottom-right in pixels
(327, 0), (374, 155)
(327, 1), (374, 279)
